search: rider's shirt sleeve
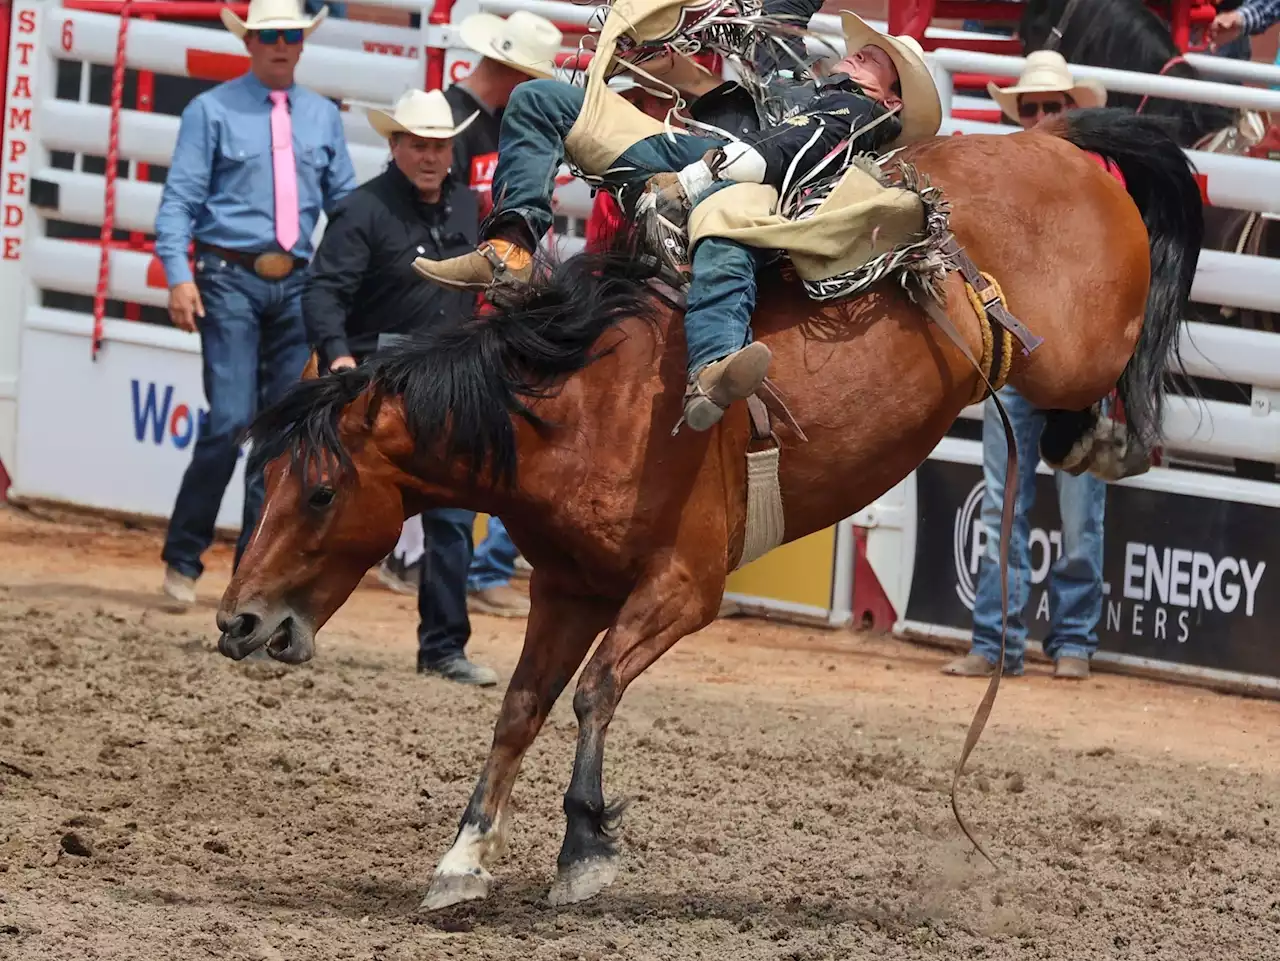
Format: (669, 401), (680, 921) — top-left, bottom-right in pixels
(736, 90), (901, 189)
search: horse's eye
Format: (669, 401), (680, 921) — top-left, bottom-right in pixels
(308, 486), (335, 509)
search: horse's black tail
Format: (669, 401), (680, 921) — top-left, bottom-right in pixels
(1052, 107), (1203, 451)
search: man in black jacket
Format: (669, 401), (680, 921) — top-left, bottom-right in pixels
(413, 11), (941, 431)
(302, 88), (498, 687)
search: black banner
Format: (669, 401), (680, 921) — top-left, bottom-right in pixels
(906, 459), (1280, 678)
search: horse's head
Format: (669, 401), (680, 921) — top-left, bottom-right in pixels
(216, 369), (418, 664)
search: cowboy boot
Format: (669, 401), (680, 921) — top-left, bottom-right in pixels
(412, 239), (533, 292)
(682, 342), (772, 432)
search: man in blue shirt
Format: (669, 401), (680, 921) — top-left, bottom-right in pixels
(155, 0), (357, 605)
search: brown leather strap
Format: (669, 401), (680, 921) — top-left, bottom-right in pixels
(745, 394), (772, 442)
(918, 294), (1018, 871)
(943, 237), (1043, 355)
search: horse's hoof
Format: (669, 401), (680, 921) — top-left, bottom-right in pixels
(548, 857), (618, 906)
(419, 869), (492, 911)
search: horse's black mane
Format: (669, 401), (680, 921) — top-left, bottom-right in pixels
(1019, 0), (1235, 146)
(247, 246), (662, 490)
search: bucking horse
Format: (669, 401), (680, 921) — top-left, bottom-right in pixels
(211, 0), (1204, 912)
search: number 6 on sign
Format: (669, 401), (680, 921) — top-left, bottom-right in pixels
(61, 19), (74, 52)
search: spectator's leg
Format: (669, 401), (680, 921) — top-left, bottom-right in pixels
(945, 386), (1040, 676)
(1043, 469), (1106, 678)
(377, 516), (425, 596)
(237, 270), (311, 571)
(161, 260), (262, 598)
(418, 508), (497, 686)
(467, 517), (529, 617)
(396, 515), (426, 568)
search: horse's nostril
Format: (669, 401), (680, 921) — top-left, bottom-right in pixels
(217, 611), (260, 639)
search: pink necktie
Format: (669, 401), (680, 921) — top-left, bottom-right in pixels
(269, 90), (300, 253)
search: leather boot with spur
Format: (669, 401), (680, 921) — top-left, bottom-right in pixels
(412, 239), (533, 295)
(682, 342), (773, 432)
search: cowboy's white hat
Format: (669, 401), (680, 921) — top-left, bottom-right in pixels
(458, 10), (563, 81)
(987, 50), (1107, 123)
(367, 89), (479, 140)
(840, 12), (942, 148)
(220, 0), (328, 40)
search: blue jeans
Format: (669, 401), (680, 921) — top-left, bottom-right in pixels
(468, 516), (518, 592)
(161, 257), (310, 579)
(970, 386), (1106, 671)
(418, 507), (477, 667)
(493, 79), (763, 379)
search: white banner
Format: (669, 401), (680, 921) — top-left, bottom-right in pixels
(13, 311), (246, 529)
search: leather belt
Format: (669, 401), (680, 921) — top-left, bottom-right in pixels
(196, 243), (307, 281)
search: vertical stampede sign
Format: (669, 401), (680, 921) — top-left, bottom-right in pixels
(905, 459), (1280, 679)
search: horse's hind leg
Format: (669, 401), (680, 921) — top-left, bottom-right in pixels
(420, 577), (619, 911)
(549, 559), (722, 906)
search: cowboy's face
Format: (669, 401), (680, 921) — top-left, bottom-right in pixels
(246, 28), (304, 89)
(1016, 92), (1073, 130)
(391, 133), (453, 200)
(831, 44), (902, 112)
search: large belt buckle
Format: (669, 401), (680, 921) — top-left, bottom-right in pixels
(252, 252), (295, 280)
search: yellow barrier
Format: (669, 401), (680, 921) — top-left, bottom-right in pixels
(724, 522), (851, 627)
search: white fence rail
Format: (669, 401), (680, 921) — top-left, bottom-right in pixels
(7, 0), (1280, 526)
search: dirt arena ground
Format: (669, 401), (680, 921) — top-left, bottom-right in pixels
(2, 504), (1280, 960)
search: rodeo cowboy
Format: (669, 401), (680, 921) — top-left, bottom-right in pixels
(413, 2), (942, 432)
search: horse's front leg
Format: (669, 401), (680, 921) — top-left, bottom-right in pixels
(549, 557), (723, 906)
(421, 574), (619, 911)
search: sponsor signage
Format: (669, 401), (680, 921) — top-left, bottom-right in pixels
(906, 458), (1278, 678)
(14, 325), (246, 528)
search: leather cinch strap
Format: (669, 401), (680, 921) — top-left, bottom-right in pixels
(943, 237), (1043, 356)
(916, 289), (1020, 871)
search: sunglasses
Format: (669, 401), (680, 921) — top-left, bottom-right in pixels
(1018, 99), (1065, 119)
(253, 28), (304, 45)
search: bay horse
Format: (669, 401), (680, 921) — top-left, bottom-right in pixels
(216, 109), (1201, 910)
(1022, 0), (1280, 479)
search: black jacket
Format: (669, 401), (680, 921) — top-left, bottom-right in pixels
(444, 83), (501, 218)
(303, 164), (478, 367)
(737, 77), (901, 187)
(689, 0), (901, 187)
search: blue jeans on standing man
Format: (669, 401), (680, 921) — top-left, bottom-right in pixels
(491, 79), (767, 379)
(468, 516), (519, 593)
(970, 386), (1107, 672)
(417, 508), (478, 669)
(161, 255), (310, 578)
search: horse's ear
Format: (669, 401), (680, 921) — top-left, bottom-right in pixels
(301, 351), (321, 381)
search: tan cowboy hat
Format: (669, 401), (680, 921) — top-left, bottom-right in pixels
(839, 12), (942, 148)
(367, 89), (478, 140)
(458, 10), (563, 81)
(220, 0), (328, 40)
(987, 50), (1107, 123)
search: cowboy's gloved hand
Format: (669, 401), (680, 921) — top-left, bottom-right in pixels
(642, 172), (691, 229)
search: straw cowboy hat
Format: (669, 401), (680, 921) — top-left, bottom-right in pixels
(367, 88), (479, 140)
(987, 50), (1107, 123)
(839, 12), (942, 148)
(220, 0), (328, 40)
(458, 10), (563, 81)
